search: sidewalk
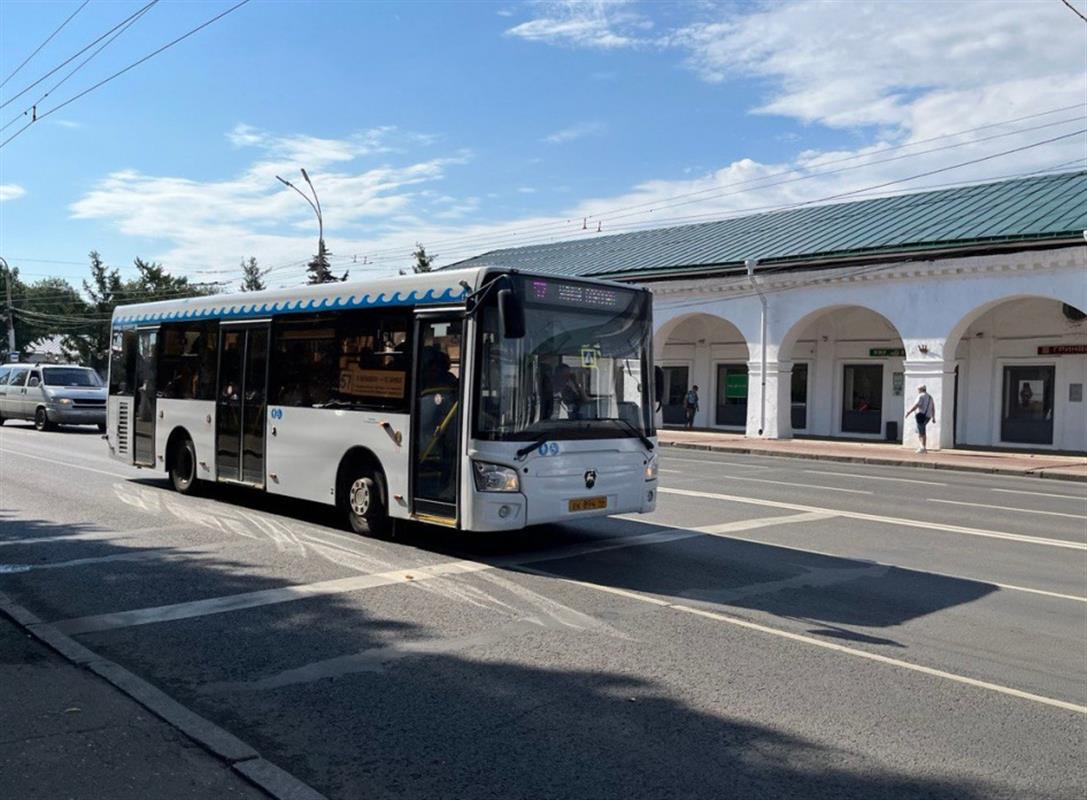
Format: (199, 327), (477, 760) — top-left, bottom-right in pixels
(0, 612), (268, 800)
(658, 429), (1087, 482)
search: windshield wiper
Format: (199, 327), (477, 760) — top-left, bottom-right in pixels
(515, 431), (551, 460)
(609, 418), (654, 451)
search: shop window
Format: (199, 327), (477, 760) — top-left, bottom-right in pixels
(270, 310), (411, 411)
(158, 321), (219, 400)
(791, 363), (808, 430)
(716, 363), (748, 426)
(1001, 365), (1055, 444)
(842, 364), (882, 434)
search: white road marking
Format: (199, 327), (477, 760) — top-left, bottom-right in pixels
(53, 559), (493, 635)
(992, 488), (1087, 501)
(47, 526), (706, 634)
(805, 469), (945, 487)
(695, 511), (837, 535)
(0, 447), (136, 479)
(928, 498), (1086, 520)
(518, 564), (1087, 715)
(622, 516), (1087, 604)
(662, 455), (770, 470)
(699, 473), (872, 495)
(0, 548), (183, 573)
(658, 487), (1087, 550)
(0, 524), (189, 547)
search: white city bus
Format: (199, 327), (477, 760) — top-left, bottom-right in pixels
(106, 267), (658, 534)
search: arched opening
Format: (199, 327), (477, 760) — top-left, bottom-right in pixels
(779, 305), (907, 440)
(656, 313), (752, 429)
(949, 296), (1086, 450)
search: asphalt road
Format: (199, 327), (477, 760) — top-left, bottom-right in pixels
(1, 422), (1085, 800)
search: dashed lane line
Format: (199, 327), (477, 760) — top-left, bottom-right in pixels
(0, 447), (137, 480)
(928, 497), (1086, 520)
(804, 469), (946, 487)
(992, 487), (1087, 501)
(621, 515), (1087, 604)
(658, 487), (1087, 550)
(694, 511), (837, 535)
(516, 562), (1087, 715)
(670, 470), (873, 495)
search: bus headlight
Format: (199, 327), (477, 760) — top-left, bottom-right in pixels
(473, 461), (520, 493)
(645, 457), (658, 481)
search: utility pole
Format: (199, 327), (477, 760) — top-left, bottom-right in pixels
(0, 256), (14, 360)
(276, 168), (338, 282)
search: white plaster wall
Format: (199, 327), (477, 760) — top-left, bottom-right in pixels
(650, 246), (1087, 450)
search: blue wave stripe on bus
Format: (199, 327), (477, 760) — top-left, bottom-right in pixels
(111, 287), (467, 327)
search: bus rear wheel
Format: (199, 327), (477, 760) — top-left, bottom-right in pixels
(170, 437), (200, 495)
(342, 470), (391, 538)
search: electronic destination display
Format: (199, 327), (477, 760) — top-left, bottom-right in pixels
(522, 276), (635, 311)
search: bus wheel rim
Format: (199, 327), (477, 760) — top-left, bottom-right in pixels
(349, 479), (370, 516)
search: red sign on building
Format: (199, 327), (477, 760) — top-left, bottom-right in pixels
(1037, 345), (1087, 355)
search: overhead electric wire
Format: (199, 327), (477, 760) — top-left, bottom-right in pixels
(0, 0), (90, 90)
(1, 1), (158, 135)
(0, 0), (158, 111)
(1059, 0), (1087, 23)
(306, 103), (1087, 265)
(1, 0), (251, 150)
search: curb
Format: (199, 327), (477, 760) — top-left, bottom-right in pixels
(0, 590), (328, 800)
(660, 441), (1087, 482)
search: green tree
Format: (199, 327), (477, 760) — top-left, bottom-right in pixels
(306, 241), (347, 284)
(411, 242), (436, 273)
(240, 256), (268, 292)
(1, 263), (92, 361)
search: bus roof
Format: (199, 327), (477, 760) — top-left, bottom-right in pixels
(110, 265), (649, 327)
(111, 266), (489, 327)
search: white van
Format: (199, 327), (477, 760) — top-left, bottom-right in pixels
(0, 363), (107, 431)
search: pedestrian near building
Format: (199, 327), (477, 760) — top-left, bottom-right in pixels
(906, 385), (935, 454)
(684, 385), (700, 429)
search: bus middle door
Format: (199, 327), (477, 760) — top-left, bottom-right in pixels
(411, 315), (463, 525)
(215, 322), (269, 486)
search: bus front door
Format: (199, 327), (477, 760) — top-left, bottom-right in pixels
(133, 329), (158, 467)
(215, 323), (269, 486)
(411, 316), (463, 524)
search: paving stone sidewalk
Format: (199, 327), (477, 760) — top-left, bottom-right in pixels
(0, 613), (267, 800)
(658, 429), (1087, 482)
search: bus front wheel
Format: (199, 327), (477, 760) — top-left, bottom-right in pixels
(343, 471), (391, 538)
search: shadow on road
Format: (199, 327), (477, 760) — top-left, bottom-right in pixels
(0, 483), (1024, 800)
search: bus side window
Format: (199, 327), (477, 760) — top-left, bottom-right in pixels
(109, 328), (138, 396)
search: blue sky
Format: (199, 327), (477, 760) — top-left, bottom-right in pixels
(1, 0), (1084, 290)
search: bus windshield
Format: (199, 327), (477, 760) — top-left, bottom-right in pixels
(474, 276), (654, 442)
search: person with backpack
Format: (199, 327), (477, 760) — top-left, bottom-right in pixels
(906, 384), (935, 454)
(684, 385), (700, 429)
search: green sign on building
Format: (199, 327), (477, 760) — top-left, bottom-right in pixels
(725, 373), (748, 399)
(869, 347), (906, 357)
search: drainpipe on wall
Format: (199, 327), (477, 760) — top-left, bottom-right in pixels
(746, 258), (767, 437)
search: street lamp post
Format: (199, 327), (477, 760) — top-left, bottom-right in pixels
(0, 256), (15, 359)
(276, 169), (327, 271)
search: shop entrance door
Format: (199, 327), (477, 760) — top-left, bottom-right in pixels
(842, 364), (883, 434)
(1001, 365), (1054, 444)
(661, 366), (689, 425)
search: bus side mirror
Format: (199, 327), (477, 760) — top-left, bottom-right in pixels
(498, 288), (525, 339)
(654, 366), (664, 405)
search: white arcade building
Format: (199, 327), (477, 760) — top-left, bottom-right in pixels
(455, 171), (1087, 452)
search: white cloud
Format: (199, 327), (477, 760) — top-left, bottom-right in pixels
(506, 1), (649, 49)
(543, 121), (606, 144)
(0, 184), (26, 202)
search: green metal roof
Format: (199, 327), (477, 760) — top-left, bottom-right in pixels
(449, 171), (1087, 279)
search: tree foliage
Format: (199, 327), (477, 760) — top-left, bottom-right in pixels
(240, 256), (269, 292)
(306, 242), (347, 284)
(411, 242), (436, 273)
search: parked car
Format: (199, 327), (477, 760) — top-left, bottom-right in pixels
(0, 363), (107, 431)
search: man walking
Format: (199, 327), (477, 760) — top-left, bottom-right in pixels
(684, 385), (699, 430)
(906, 384), (935, 454)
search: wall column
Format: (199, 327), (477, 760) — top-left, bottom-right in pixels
(746, 360), (794, 439)
(902, 358), (956, 450)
